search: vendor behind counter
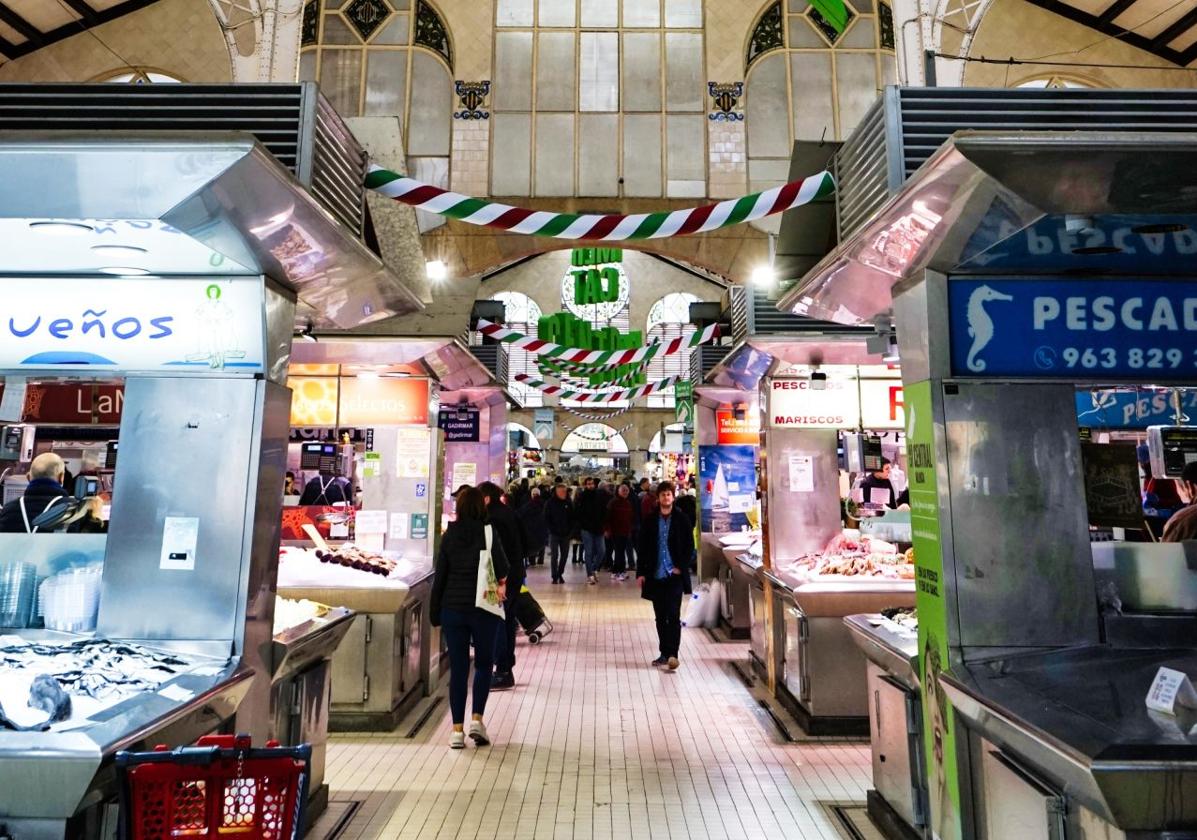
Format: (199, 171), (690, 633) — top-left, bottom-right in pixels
(1162, 461), (1197, 542)
(0, 453), (103, 534)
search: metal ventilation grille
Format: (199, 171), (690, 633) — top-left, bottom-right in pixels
(833, 97), (892, 241)
(0, 83), (364, 236)
(829, 87), (1197, 244)
(896, 87), (1197, 177)
(469, 344), (500, 378)
(751, 289), (871, 336)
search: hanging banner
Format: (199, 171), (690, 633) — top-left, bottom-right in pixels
(674, 380), (694, 425)
(533, 408), (555, 441)
(514, 372), (682, 403)
(479, 319), (718, 369)
(698, 444), (757, 533)
(366, 166), (835, 241)
(949, 277), (1197, 380)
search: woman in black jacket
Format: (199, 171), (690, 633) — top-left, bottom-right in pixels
(431, 487), (509, 749)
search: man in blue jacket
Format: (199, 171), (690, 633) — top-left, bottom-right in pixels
(636, 481), (694, 671)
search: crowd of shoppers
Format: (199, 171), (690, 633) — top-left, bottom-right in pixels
(430, 472), (699, 749)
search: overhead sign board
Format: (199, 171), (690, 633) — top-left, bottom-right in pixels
(0, 277), (264, 374)
(1076, 389), (1197, 429)
(716, 409), (760, 444)
(768, 379), (905, 429)
(949, 278), (1197, 380)
(438, 406), (481, 442)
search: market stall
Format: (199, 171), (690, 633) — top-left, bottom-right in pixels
(0, 130), (421, 837)
(782, 127), (1197, 839)
(278, 287), (498, 730)
(703, 337), (915, 735)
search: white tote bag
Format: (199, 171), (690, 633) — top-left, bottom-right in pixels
(475, 524), (506, 618)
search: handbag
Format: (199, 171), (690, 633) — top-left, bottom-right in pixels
(475, 524), (506, 618)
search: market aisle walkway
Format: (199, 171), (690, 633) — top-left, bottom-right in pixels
(321, 566), (874, 840)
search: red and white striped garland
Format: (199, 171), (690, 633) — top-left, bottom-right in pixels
(514, 373), (682, 403)
(478, 319), (717, 369)
(364, 165), (835, 241)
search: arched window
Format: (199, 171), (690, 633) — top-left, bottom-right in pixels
(492, 291), (543, 407)
(561, 423), (630, 455)
(645, 292), (699, 409)
(1015, 75), (1096, 89)
(299, 0), (453, 208)
(95, 69), (183, 83)
(744, 0), (896, 227)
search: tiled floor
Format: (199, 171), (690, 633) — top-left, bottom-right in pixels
(322, 564), (875, 840)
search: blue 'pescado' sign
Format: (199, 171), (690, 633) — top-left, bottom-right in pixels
(948, 278), (1197, 380)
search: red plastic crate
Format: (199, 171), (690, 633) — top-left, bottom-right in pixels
(116, 735), (311, 840)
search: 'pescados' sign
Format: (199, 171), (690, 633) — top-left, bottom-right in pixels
(949, 277), (1197, 380)
(0, 277), (264, 373)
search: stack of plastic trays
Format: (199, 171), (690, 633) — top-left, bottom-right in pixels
(0, 561), (37, 628)
(41, 564), (103, 633)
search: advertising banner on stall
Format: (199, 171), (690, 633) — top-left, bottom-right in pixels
(905, 380), (961, 840)
(716, 408), (760, 444)
(697, 444), (757, 533)
(4, 382), (125, 424)
(674, 380), (694, 426)
(289, 377), (340, 426)
(339, 378), (429, 426)
(948, 277), (1197, 380)
(1076, 389), (1197, 429)
(0, 277), (264, 374)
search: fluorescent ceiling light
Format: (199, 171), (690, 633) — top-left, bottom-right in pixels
(97, 266), (151, 276)
(29, 221), (94, 235)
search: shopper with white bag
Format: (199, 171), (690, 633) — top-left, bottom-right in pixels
(431, 486), (509, 750)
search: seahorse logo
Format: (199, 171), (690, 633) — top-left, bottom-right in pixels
(965, 285), (1014, 372)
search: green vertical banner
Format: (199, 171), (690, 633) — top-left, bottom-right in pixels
(674, 380), (694, 427)
(905, 380), (961, 840)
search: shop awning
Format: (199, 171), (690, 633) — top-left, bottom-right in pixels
(775, 131), (1197, 325)
(0, 132), (424, 330)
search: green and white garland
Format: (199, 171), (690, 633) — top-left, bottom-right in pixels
(365, 165), (835, 241)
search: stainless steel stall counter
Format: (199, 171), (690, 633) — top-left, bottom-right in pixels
(773, 574), (915, 735)
(270, 602), (356, 825)
(0, 128), (424, 839)
(846, 614), (927, 840)
(276, 555), (434, 731)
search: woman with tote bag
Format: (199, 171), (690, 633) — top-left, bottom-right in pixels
(431, 486), (510, 749)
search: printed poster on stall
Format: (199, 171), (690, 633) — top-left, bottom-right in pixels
(395, 427), (431, 478)
(697, 445), (756, 533)
(905, 380), (961, 840)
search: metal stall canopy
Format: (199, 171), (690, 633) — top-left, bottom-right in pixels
(0, 132), (423, 341)
(776, 130), (1197, 331)
(0, 83), (367, 237)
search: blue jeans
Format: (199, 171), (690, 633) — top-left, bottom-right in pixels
(582, 530), (605, 576)
(441, 607), (501, 724)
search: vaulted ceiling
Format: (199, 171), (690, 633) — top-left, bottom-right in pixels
(0, 0), (164, 65)
(1023, 0), (1197, 66)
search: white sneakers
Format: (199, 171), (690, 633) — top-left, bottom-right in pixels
(449, 730), (465, 749)
(469, 720), (490, 746)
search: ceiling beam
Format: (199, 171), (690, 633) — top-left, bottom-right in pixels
(1097, 0), (1137, 23)
(61, 0), (99, 24)
(1152, 7), (1197, 48)
(0, 33), (13, 59)
(1, 0), (163, 62)
(1022, 0), (1188, 65)
(0, 2), (44, 46)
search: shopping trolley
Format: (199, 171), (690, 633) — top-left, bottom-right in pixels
(116, 734), (311, 840)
